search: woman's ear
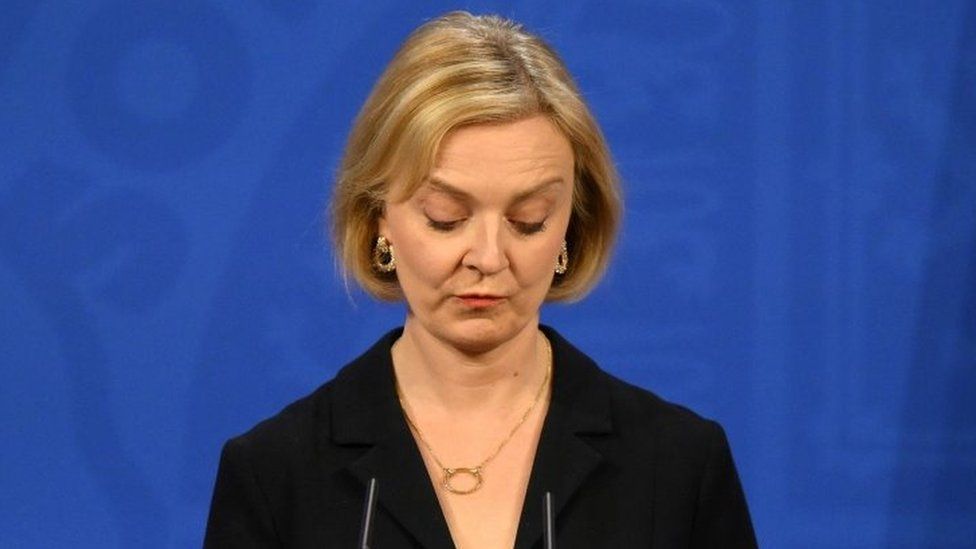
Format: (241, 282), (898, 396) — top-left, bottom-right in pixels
(377, 210), (388, 239)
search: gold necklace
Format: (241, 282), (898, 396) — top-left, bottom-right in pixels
(395, 337), (553, 495)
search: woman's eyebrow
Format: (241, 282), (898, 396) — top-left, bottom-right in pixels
(424, 176), (566, 203)
(511, 178), (565, 203)
(425, 177), (472, 200)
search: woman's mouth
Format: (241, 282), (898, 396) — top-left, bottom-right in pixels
(454, 294), (506, 308)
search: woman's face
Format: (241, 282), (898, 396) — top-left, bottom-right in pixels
(379, 115), (574, 353)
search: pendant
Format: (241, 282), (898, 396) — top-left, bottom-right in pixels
(442, 467), (483, 495)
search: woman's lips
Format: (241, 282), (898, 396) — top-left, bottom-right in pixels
(454, 295), (506, 308)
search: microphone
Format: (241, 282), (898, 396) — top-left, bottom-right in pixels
(358, 478), (378, 549)
(543, 491), (555, 549)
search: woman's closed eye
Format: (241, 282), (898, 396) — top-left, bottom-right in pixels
(509, 218), (547, 235)
(425, 215), (465, 232)
(424, 215), (547, 235)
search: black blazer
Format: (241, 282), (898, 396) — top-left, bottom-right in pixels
(205, 327), (757, 548)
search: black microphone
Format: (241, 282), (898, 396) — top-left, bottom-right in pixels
(543, 491), (555, 549)
(358, 478), (378, 549)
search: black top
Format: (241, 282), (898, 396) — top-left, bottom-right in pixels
(205, 327), (757, 548)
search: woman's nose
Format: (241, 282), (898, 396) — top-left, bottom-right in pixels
(462, 217), (510, 275)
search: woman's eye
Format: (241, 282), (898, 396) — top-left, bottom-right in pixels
(425, 214), (546, 234)
(510, 219), (547, 235)
(426, 217), (464, 232)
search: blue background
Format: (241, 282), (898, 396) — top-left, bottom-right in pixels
(1, 1), (974, 547)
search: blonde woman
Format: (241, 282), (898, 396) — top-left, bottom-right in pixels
(205, 12), (755, 548)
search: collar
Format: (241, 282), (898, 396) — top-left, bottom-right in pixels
(327, 325), (613, 548)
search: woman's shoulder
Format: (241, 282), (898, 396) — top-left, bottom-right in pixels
(218, 330), (398, 464)
(553, 337), (739, 505)
(547, 331), (756, 544)
(602, 369), (729, 461)
(546, 326), (728, 459)
(218, 380), (334, 465)
(605, 367), (722, 435)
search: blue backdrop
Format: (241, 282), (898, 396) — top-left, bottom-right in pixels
(2, 1), (974, 547)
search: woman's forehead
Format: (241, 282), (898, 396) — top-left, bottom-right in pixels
(419, 175), (568, 204)
(387, 115), (574, 203)
(426, 118), (572, 195)
(435, 116), (572, 166)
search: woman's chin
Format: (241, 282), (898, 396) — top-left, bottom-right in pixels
(436, 317), (532, 355)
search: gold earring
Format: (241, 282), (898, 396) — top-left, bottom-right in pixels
(373, 236), (396, 272)
(555, 240), (568, 275)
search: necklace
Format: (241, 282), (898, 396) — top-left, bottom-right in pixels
(395, 336), (553, 495)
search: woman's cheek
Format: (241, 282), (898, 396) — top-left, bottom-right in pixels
(421, 245), (460, 281)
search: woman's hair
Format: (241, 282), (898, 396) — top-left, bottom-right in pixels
(331, 11), (621, 301)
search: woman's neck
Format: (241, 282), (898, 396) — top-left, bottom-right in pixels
(392, 319), (547, 414)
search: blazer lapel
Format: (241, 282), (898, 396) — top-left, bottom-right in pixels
(330, 329), (456, 549)
(513, 327), (613, 549)
(327, 327), (614, 549)
(346, 435), (456, 549)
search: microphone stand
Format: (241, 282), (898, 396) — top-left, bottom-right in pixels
(358, 478), (378, 549)
(543, 491), (555, 549)
(358, 480), (552, 548)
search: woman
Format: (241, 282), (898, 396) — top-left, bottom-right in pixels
(205, 12), (756, 548)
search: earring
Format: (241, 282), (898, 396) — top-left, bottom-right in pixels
(555, 240), (568, 275)
(372, 236), (396, 272)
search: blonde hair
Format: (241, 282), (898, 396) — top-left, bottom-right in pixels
(331, 11), (621, 301)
